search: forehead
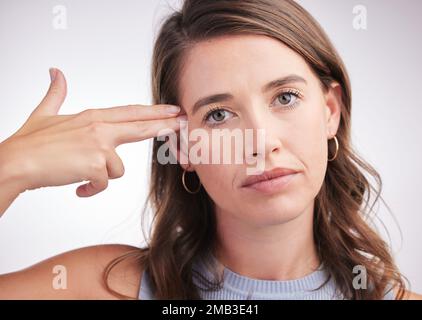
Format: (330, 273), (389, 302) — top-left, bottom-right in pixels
(178, 34), (314, 110)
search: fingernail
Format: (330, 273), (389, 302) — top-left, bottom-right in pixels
(176, 115), (187, 122)
(177, 115), (188, 128)
(166, 105), (181, 114)
(49, 68), (57, 82)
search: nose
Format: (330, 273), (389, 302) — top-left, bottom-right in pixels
(243, 109), (283, 164)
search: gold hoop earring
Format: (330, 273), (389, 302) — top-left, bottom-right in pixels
(182, 169), (201, 194)
(328, 135), (339, 161)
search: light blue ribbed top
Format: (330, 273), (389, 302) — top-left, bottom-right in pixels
(139, 257), (395, 300)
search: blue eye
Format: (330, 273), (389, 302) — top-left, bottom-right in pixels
(272, 89), (302, 110)
(203, 107), (234, 127)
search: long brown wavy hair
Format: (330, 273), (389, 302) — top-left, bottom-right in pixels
(104, 0), (406, 299)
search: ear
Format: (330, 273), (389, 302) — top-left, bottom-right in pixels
(324, 82), (342, 139)
(167, 128), (195, 172)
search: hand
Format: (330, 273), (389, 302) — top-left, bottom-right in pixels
(0, 68), (185, 197)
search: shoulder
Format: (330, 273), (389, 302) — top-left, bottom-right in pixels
(392, 286), (422, 300)
(403, 291), (422, 300)
(0, 244), (144, 299)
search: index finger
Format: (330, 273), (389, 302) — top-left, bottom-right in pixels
(81, 104), (182, 123)
(111, 115), (187, 146)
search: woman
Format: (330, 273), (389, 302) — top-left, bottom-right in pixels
(0, 0), (420, 299)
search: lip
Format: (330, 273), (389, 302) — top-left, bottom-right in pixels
(241, 167), (299, 194)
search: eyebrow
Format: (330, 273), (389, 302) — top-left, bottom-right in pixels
(190, 74), (307, 116)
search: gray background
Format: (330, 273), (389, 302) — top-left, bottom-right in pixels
(0, 0), (421, 293)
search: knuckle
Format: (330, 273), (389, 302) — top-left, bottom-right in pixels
(80, 109), (97, 122)
(89, 154), (106, 173)
(117, 170), (124, 178)
(117, 164), (125, 177)
(100, 179), (109, 189)
(48, 86), (61, 97)
(113, 167), (125, 179)
(109, 155), (125, 179)
(86, 122), (108, 143)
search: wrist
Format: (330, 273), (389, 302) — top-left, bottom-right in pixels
(0, 143), (27, 196)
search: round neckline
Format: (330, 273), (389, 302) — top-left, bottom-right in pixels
(221, 262), (327, 295)
(194, 253), (329, 296)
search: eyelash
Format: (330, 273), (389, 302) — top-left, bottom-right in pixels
(201, 88), (303, 127)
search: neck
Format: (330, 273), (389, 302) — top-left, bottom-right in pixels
(213, 200), (320, 281)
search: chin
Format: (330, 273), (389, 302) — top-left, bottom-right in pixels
(244, 205), (305, 227)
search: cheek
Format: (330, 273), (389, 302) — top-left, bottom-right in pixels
(196, 164), (236, 207)
(292, 102), (328, 196)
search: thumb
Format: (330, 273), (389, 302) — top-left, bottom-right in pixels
(31, 67), (68, 117)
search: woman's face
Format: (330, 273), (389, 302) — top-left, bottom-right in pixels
(176, 34), (341, 227)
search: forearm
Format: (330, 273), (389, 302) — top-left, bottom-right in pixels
(0, 154), (24, 217)
(0, 186), (20, 217)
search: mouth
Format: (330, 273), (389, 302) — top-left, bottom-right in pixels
(241, 167), (299, 194)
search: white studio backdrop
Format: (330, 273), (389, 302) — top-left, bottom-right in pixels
(0, 0), (421, 293)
